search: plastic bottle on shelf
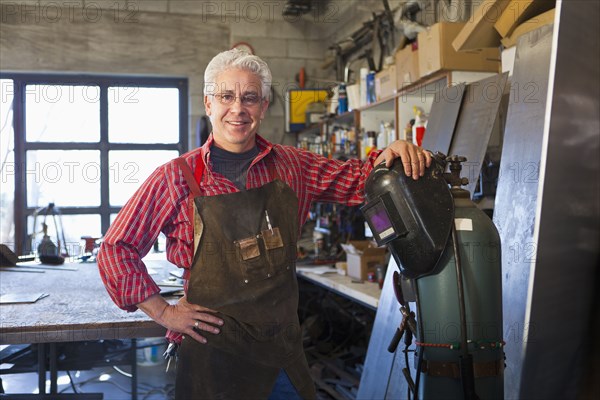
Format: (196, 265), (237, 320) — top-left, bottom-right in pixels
(366, 71), (376, 104)
(405, 119), (415, 143)
(387, 124), (396, 146)
(337, 84), (348, 115)
(365, 131), (377, 158)
(377, 121), (388, 149)
(412, 106), (427, 147)
(330, 129), (337, 155)
(314, 135), (322, 155)
(339, 128), (347, 155)
(347, 128), (356, 155)
(360, 68), (368, 107)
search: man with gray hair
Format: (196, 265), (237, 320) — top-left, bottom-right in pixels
(98, 48), (431, 399)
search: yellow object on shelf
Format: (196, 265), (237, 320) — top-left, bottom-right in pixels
(287, 89), (329, 133)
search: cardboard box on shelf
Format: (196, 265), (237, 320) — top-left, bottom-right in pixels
(341, 241), (387, 281)
(418, 22), (501, 79)
(346, 83), (360, 111)
(395, 45), (420, 90)
(452, 0), (510, 51)
(500, 8), (555, 48)
(494, 0), (555, 39)
(375, 65), (397, 101)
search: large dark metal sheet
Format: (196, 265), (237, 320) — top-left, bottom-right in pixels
(448, 73), (508, 196)
(492, 24), (553, 400)
(421, 83), (466, 155)
(519, 1), (600, 398)
(356, 258), (403, 399)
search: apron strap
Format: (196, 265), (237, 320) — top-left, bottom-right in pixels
(174, 157), (202, 197)
(194, 153), (205, 187)
(266, 155), (280, 182)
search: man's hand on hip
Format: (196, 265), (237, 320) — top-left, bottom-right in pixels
(138, 294), (224, 344)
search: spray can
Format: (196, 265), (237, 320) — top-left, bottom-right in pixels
(338, 83), (348, 114)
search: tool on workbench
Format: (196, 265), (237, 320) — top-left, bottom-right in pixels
(29, 203), (68, 265)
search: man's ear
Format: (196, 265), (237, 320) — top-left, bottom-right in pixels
(204, 95), (212, 116)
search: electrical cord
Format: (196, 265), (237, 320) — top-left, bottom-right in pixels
(112, 365), (132, 378)
(58, 368), (131, 394)
(65, 370), (78, 394)
(142, 384), (176, 400)
(403, 344), (411, 400)
(59, 367), (175, 399)
(451, 226), (469, 358)
(414, 283), (424, 399)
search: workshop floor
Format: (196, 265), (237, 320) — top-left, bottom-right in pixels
(1, 355), (176, 399)
(2, 349), (354, 400)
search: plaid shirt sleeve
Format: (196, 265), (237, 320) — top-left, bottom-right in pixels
(274, 145), (381, 210)
(97, 161), (190, 312)
(303, 149), (381, 205)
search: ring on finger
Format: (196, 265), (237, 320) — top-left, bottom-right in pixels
(194, 321), (199, 328)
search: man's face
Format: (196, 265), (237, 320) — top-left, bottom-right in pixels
(204, 68), (269, 153)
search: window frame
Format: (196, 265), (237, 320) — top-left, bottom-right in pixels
(0, 73), (189, 255)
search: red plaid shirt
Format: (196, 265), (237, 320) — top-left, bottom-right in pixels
(97, 134), (381, 342)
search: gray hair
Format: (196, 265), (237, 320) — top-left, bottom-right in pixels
(204, 49), (272, 100)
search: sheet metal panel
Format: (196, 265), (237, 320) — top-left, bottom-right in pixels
(357, 258), (403, 399)
(449, 73), (508, 196)
(492, 24), (553, 400)
(421, 83), (466, 155)
(519, 1), (600, 397)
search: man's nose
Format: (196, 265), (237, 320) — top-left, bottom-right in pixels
(229, 97), (245, 111)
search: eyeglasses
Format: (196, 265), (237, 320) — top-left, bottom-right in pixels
(213, 93), (263, 107)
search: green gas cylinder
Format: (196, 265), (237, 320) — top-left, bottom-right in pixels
(415, 157), (504, 399)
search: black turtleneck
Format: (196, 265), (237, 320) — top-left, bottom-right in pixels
(209, 145), (259, 190)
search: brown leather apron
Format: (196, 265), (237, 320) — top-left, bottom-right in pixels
(174, 156), (316, 400)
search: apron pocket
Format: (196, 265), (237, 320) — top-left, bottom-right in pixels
(262, 227), (284, 249)
(261, 228), (291, 269)
(236, 236), (261, 261)
(238, 257), (274, 283)
(236, 235), (272, 283)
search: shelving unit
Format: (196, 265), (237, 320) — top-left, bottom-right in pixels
(296, 70), (497, 158)
(296, 110), (361, 159)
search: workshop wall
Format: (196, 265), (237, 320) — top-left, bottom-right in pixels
(322, 0), (478, 75)
(0, 1), (479, 146)
(0, 0), (335, 146)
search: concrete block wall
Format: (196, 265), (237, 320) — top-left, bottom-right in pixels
(0, 0), (342, 147)
(0, 0), (479, 146)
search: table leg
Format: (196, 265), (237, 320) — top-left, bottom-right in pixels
(131, 339), (137, 400)
(37, 344), (46, 394)
(49, 343), (58, 394)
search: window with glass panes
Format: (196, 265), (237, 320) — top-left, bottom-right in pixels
(0, 75), (188, 257)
